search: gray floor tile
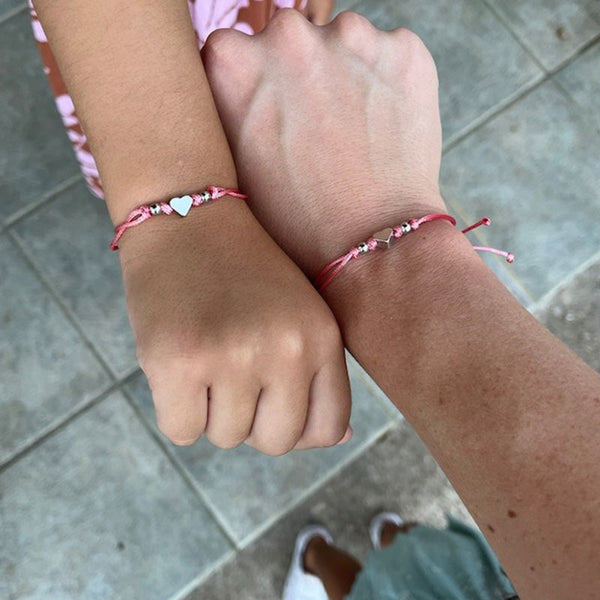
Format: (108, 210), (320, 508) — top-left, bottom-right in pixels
(14, 181), (137, 378)
(348, 0), (542, 142)
(486, 0), (600, 71)
(0, 392), (232, 600)
(441, 80), (600, 302)
(535, 256), (600, 373)
(0, 11), (80, 222)
(0, 234), (109, 465)
(190, 421), (471, 600)
(0, 0), (24, 22)
(333, 0), (360, 14)
(555, 41), (600, 131)
(586, 0), (600, 22)
(125, 355), (394, 545)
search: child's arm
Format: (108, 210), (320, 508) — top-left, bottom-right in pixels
(203, 12), (600, 598)
(33, 0), (351, 454)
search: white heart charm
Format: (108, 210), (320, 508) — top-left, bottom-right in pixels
(169, 195), (193, 217)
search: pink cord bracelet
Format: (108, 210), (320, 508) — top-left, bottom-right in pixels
(315, 214), (514, 292)
(110, 186), (248, 250)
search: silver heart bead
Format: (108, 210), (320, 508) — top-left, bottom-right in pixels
(372, 227), (394, 249)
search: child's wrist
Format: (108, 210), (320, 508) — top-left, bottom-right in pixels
(116, 194), (254, 267)
(104, 166), (239, 227)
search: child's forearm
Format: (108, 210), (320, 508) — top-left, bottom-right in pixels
(33, 0), (237, 225)
(326, 224), (600, 600)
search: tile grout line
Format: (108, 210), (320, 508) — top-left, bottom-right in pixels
(531, 248), (600, 317)
(333, 0), (362, 16)
(119, 385), (241, 550)
(442, 72), (546, 154)
(0, 228), (122, 472)
(443, 34), (600, 155)
(544, 32), (600, 76)
(479, 0), (548, 73)
(167, 548), (238, 600)
(236, 419), (399, 551)
(175, 421), (400, 599)
(4, 174), (82, 228)
(0, 2), (26, 26)
(550, 35), (600, 133)
(7, 229), (120, 380)
(0, 381), (120, 474)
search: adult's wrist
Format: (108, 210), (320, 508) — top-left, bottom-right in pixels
(322, 220), (492, 408)
(298, 195), (448, 281)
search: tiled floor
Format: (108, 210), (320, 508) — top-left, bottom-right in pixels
(1, 1), (599, 599)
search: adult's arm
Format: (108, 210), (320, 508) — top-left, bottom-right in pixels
(202, 11), (600, 598)
(329, 223), (600, 600)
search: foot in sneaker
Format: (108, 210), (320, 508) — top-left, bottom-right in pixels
(369, 512), (404, 550)
(282, 524), (333, 600)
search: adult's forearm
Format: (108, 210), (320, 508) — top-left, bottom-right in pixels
(327, 222), (600, 600)
(34, 0), (237, 224)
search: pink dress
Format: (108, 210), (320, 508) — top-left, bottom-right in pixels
(28, 0), (308, 198)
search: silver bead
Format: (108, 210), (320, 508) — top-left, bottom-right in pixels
(200, 190), (211, 203)
(149, 203), (162, 216)
(401, 222), (412, 234)
(357, 242), (369, 255)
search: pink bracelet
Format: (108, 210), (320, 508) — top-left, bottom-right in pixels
(110, 186), (248, 250)
(315, 214), (514, 292)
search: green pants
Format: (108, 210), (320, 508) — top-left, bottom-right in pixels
(346, 517), (518, 600)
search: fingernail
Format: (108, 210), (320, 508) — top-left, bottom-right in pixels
(336, 426), (353, 445)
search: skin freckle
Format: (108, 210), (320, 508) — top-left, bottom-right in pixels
(487, 524), (495, 533)
(508, 510), (517, 518)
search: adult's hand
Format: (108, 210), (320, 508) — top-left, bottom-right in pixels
(202, 10), (446, 279)
(203, 12), (600, 600)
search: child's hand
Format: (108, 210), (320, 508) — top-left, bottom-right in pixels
(118, 199), (351, 454)
(306, 0), (334, 25)
(202, 11), (446, 279)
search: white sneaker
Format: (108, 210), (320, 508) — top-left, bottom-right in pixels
(282, 525), (333, 600)
(369, 512), (404, 550)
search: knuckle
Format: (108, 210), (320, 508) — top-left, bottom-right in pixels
(392, 28), (438, 86)
(319, 316), (343, 351)
(263, 443), (295, 457)
(266, 8), (317, 68)
(332, 10), (372, 34)
(202, 28), (240, 69)
(276, 329), (307, 362)
(269, 7), (310, 33)
(319, 422), (349, 447)
(143, 355), (204, 390)
(159, 423), (203, 447)
(394, 27), (423, 47)
(206, 428), (248, 450)
(396, 28), (435, 65)
(256, 435), (297, 457)
(224, 337), (258, 371)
